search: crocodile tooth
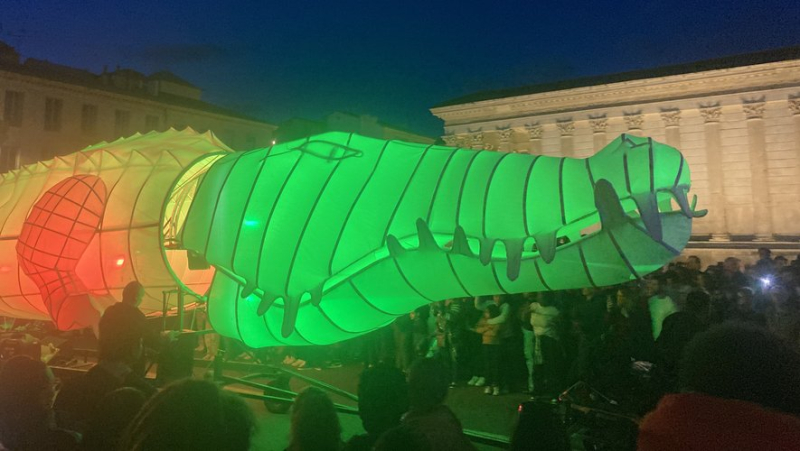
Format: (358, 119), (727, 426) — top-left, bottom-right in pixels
(256, 293), (278, 316)
(415, 219), (438, 251)
(533, 231), (557, 264)
(594, 179), (627, 229)
(281, 296), (300, 338)
(479, 238), (496, 266)
(310, 284), (324, 307)
(632, 192), (662, 241)
(386, 234), (405, 258)
(241, 280), (257, 298)
(690, 194), (708, 217)
(504, 238), (525, 281)
(451, 226), (473, 257)
(671, 186), (693, 218)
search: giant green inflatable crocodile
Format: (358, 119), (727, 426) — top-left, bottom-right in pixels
(0, 129), (704, 346)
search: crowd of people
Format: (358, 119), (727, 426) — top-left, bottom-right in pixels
(2, 249), (800, 450)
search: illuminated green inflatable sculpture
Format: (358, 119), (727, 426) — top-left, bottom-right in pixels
(0, 129), (704, 346)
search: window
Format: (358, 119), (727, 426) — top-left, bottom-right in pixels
(145, 114), (159, 131)
(4, 91), (24, 126)
(0, 146), (20, 173)
(81, 104), (98, 133)
(114, 109), (130, 136)
(44, 97), (63, 131)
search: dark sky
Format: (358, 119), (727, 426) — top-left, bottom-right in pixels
(3, 0), (799, 137)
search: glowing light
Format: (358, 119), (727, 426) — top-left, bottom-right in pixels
(115, 258), (125, 267)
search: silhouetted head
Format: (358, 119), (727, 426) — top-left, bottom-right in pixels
(358, 364), (409, 436)
(681, 323), (800, 415)
(122, 281), (145, 307)
(373, 424), (432, 451)
(407, 358), (450, 412)
(289, 386), (341, 451)
(83, 387), (147, 451)
(0, 356), (55, 448)
(119, 379), (254, 451)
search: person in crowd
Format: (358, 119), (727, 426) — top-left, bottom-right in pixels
(753, 247), (774, 277)
(0, 356), (79, 451)
(645, 276), (677, 341)
(731, 287), (766, 325)
(373, 425), (432, 451)
(119, 379), (254, 451)
(288, 387), (342, 451)
(519, 293), (536, 393)
(54, 284), (157, 435)
(764, 283), (800, 351)
(474, 295), (516, 394)
(720, 256), (750, 289)
(473, 304), (501, 395)
(81, 387), (147, 451)
(442, 298), (468, 387)
(344, 365), (409, 451)
(638, 323), (800, 450)
(509, 401), (569, 451)
(402, 358), (475, 450)
(684, 255), (702, 273)
(774, 255), (788, 269)
(653, 290), (710, 392)
(529, 291), (563, 397)
(392, 312), (414, 371)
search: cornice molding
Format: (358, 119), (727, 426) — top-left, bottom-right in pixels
(431, 60), (800, 126)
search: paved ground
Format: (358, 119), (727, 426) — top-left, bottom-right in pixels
(212, 362), (524, 451)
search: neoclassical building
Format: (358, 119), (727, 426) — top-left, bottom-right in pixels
(0, 41), (276, 173)
(431, 47), (800, 263)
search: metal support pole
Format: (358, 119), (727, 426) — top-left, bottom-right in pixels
(161, 291), (169, 331)
(177, 289), (184, 331)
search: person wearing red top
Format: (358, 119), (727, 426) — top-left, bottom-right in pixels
(638, 323), (800, 451)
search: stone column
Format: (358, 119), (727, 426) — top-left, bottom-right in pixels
(624, 112), (644, 137)
(791, 98), (800, 235)
(660, 110), (682, 148)
(526, 123), (543, 154)
(498, 128), (513, 152)
(590, 116), (608, 153)
(700, 106), (730, 241)
(557, 120), (575, 157)
(744, 101), (773, 241)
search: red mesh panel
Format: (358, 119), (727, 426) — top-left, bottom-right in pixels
(16, 175), (107, 330)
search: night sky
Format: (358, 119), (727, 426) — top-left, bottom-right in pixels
(3, 0), (799, 137)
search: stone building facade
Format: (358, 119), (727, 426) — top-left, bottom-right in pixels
(0, 41), (276, 173)
(431, 47), (800, 264)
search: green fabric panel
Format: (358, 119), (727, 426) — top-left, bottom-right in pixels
(205, 148), (267, 267)
(231, 150), (302, 284)
(484, 153), (532, 239)
(457, 151), (506, 237)
(524, 156), (563, 234)
(427, 149), (479, 234)
(330, 140), (427, 275)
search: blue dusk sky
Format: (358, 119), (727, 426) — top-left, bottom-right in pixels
(3, 0), (799, 137)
